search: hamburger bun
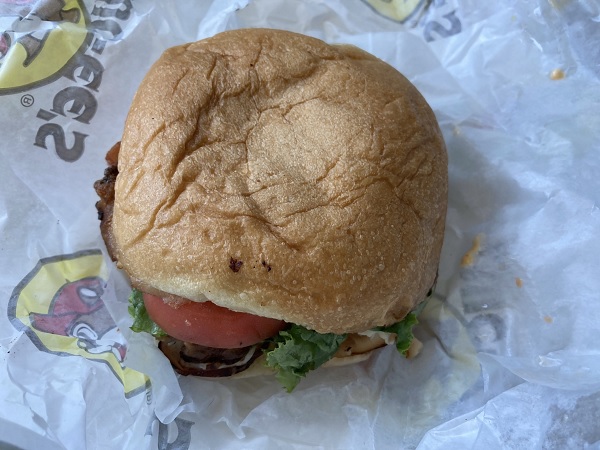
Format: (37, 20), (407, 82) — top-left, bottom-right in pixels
(112, 28), (447, 334)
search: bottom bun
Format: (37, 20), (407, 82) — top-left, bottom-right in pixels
(160, 331), (423, 381)
(228, 351), (374, 380)
(227, 332), (419, 380)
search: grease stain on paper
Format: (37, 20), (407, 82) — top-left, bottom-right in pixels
(461, 234), (484, 267)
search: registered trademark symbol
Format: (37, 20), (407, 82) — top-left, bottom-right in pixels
(21, 94), (34, 107)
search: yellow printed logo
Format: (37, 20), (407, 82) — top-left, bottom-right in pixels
(0, 0), (89, 94)
(362, 0), (424, 23)
(8, 250), (148, 398)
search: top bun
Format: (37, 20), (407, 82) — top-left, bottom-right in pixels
(112, 28), (447, 334)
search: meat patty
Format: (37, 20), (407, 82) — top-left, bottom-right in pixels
(94, 142), (120, 262)
(158, 338), (264, 377)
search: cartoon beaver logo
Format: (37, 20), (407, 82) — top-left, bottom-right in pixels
(9, 249), (148, 397)
(0, 0), (89, 94)
(29, 276), (129, 363)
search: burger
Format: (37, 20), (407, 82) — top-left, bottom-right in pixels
(94, 28), (447, 392)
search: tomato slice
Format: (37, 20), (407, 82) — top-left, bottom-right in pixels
(143, 293), (287, 348)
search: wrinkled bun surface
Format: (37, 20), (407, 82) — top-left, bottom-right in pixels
(113, 28), (447, 333)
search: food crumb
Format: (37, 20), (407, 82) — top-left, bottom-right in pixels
(461, 234), (483, 267)
(543, 315), (553, 324)
(515, 277), (523, 288)
(550, 69), (565, 80)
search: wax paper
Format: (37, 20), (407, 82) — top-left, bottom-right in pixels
(1, 0), (599, 449)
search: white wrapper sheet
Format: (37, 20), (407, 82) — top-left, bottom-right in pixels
(1, 0), (599, 448)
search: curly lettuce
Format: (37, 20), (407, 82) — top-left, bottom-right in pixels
(127, 288), (167, 338)
(263, 311), (421, 392)
(374, 312), (418, 356)
(264, 325), (347, 392)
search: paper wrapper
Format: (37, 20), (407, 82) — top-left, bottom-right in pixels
(1, 0), (599, 448)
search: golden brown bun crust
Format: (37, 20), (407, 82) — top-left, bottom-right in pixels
(113, 28), (447, 333)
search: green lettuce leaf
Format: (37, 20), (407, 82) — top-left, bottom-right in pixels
(127, 288), (167, 338)
(374, 312), (418, 356)
(264, 325), (347, 392)
(263, 310), (420, 392)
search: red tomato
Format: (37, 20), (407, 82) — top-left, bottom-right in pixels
(143, 293), (287, 348)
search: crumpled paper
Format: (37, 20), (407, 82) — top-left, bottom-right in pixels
(1, 0), (599, 449)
